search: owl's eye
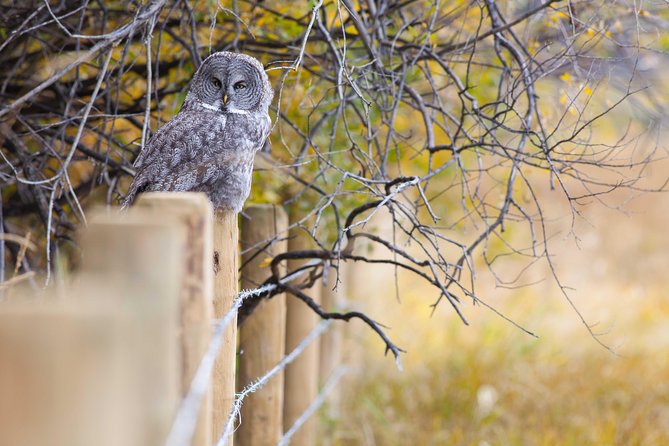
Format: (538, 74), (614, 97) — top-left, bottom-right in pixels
(212, 78), (222, 89)
(233, 81), (247, 91)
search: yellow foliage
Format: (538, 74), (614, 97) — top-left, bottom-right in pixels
(258, 257), (273, 268)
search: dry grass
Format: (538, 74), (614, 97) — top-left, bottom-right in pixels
(334, 298), (669, 445)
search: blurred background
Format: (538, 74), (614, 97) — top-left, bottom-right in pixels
(2, 1), (669, 444)
(336, 159), (669, 445)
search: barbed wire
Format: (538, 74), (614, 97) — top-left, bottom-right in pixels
(218, 320), (333, 446)
(163, 258), (324, 446)
(277, 365), (348, 446)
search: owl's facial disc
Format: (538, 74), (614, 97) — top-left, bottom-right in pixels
(186, 52), (270, 115)
(195, 62), (227, 112)
(222, 60), (262, 113)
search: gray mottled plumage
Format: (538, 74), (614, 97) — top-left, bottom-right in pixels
(124, 51), (273, 212)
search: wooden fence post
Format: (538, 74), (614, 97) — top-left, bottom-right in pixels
(212, 209), (239, 443)
(319, 264), (345, 440)
(79, 207), (186, 446)
(136, 193), (214, 446)
(283, 222), (322, 444)
(0, 299), (141, 446)
(236, 204), (288, 445)
(137, 194), (239, 445)
(319, 265), (345, 385)
(0, 198), (240, 446)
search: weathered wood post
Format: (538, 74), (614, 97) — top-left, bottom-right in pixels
(319, 265), (345, 385)
(136, 193), (214, 446)
(212, 209), (239, 442)
(236, 204), (288, 445)
(137, 195), (239, 445)
(319, 264), (345, 438)
(283, 221), (322, 444)
(318, 262), (348, 446)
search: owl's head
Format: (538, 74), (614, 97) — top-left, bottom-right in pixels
(183, 52), (273, 114)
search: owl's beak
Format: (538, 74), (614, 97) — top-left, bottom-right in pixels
(223, 94), (229, 105)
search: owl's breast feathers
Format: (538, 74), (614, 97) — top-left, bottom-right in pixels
(124, 109), (271, 211)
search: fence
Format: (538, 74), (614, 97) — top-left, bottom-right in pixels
(0, 192), (345, 446)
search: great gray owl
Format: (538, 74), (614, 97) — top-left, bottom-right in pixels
(123, 51), (273, 212)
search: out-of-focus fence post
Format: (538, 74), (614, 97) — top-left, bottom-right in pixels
(283, 219), (322, 445)
(236, 204), (288, 445)
(212, 209), (239, 443)
(318, 264), (345, 443)
(0, 194), (244, 446)
(80, 207), (186, 446)
(136, 193), (214, 446)
(319, 264), (345, 385)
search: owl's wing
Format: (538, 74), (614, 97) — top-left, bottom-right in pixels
(123, 116), (200, 207)
(123, 111), (269, 208)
